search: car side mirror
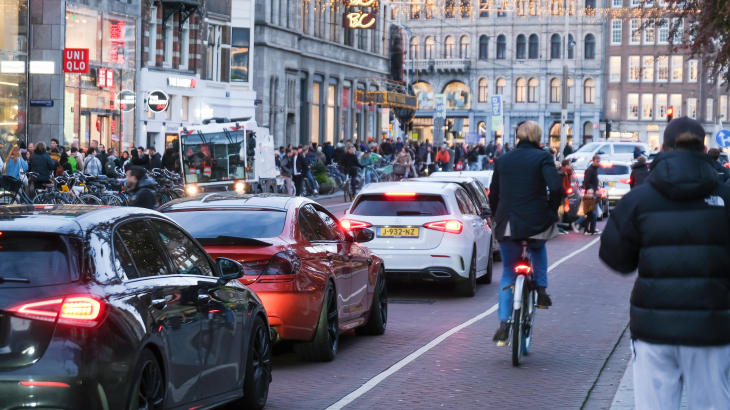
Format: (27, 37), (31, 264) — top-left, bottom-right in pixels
(350, 227), (375, 243)
(216, 257), (244, 284)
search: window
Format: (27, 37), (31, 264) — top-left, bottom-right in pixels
(643, 56), (654, 82)
(658, 18), (669, 44)
(567, 78), (574, 103)
(689, 59), (698, 82)
(497, 35), (506, 59)
(179, 20), (190, 70)
(326, 79), (337, 144)
(628, 94), (639, 119)
(673, 18), (683, 43)
(516, 78), (526, 102)
(671, 94), (682, 117)
(231, 28), (250, 82)
(551, 34), (561, 59)
(630, 19), (641, 44)
(181, 96), (189, 121)
(529, 34), (539, 59)
(610, 56), (621, 82)
(410, 37), (419, 59)
(517, 0), (527, 16)
(642, 94), (654, 119)
(425, 0), (435, 18)
(644, 22), (655, 44)
(516, 35), (526, 59)
(148, 6), (157, 65)
(480, 0), (489, 17)
(657, 94), (667, 119)
(206, 24), (222, 81)
(461, 0), (471, 18)
(671, 56), (683, 82)
(496, 78), (506, 95)
(688, 98), (697, 119)
(550, 0), (562, 15)
(613, 0), (622, 7)
(478, 78), (488, 102)
(585, 34), (595, 59)
(445, 36), (455, 58)
(611, 20), (622, 45)
(479, 35), (488, 59)
(460, 36), (469, 58)
(551, 78), (561, 103)
(456, 189), (479, 215)
(351, 194), (449, 216)
(298, 205), (335, 241)
(631, 0), (640, 6)
(152, 221), (214, 277)
(629, 56), (640, 81)
(411, 3), (421, 18)
(163, 20), (173, 67)
(528, 78), (538, 103)
(316, 208), (345, 241)
(657, 56), (668, 81)
(446, 0), (456, 17)
(707, 99), (714, 121)
(117, 221), (168, 278)
(114, 233), (137, 280)
(584, 79), (595, 104)
(585, 0), (596, 12)
(722, 96), (728, 120)
(568, 34), (574, 59)
(312, 81), (321, 144)
(612, 99), (618, 112)
(167, 210), (287, 240)
(425, 37), (434, 59)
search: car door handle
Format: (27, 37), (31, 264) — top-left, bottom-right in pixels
(151, 299), (168, 310)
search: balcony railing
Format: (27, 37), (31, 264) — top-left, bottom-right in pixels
(404, 59), (471, 74)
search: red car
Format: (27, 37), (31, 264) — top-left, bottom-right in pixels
(159, 193), (387, 361)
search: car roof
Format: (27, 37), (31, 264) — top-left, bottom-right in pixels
(159, 192), (298, 211)
(359, 181), (460, 195)
(0, 205), (165, 234)
(409, 176), (479, 186)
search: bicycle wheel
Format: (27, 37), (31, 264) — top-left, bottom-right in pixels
(77, 194), (103, 205)
(33, 192), (51, 204)
(101, 194), (125, 206)
(0, 192), (17, 205)
(522, 289), (536, 355)
(512, 284), (526, 367)
(343, 180), (351, 202)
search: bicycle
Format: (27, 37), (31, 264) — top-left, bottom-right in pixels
(0, 172), (38, 205)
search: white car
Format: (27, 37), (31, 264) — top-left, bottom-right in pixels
(430, 170), (494, 192)
(567, 141), (649, 170)
(342, 181), (494, 297)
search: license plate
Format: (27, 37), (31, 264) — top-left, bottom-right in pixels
(378, 227), (419, 237)
(607, 182), (616, 186)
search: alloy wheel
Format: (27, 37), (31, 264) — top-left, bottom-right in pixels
(378, 273), (388, 326)
(251, 324), (272, 401)
(138, 359), (164, 410)
(326, 287), (338, 352)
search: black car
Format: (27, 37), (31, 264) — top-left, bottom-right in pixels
(0, 205), (271, 410)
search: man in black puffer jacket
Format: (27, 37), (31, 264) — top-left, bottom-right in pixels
(600, 117), (730, 409)
(629, 156), (650, 189)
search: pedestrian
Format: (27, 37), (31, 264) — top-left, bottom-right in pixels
(504, 142), (511, 153)
(132, 146), (150, 168)
(279, 148), (294, 195)
(3, 145), (28, 179)
(59, 151), (73, 174)
(125, 165), (157, 209)
(291, 148), (306, 196)
(50, 138), (59, 151)
(633, 145), (644, 159)
(28, 141), (55, 186)
(104, 148), (121, 177)
(563, 142), (574, 158)
(489, 121), (561, 342)
(147, 146), (162, 170)
(161, 148), (178, 172)
(360, 150), (375, 185)
(380, 139), (394, 162)
(435, 145), (450, 171)
(576, 154), (601, 235)
(302, 147), (319, 195)
(630, 156), (650, 189)
(316, 146), (326, 164)
(83, 147), (103, 176)
(422, 146), (436, 174)
(600, 117), (730, 410)
(97, 144), (108, 166)
(708, 148), (730, 183)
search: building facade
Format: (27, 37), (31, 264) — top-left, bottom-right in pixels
(0, 0), (28, 154)
(404, 1), (605, 148)
(253, 0), (392, 148)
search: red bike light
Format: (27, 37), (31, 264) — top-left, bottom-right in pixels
(515, 264), (532, 274)
(567, 187), (573, 194)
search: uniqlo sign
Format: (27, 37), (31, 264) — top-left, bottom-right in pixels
(64, 48), (89, 73)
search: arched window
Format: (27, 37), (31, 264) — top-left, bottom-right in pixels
(479, 35), (489, 60)
(516, 78), (526, 103)
(567, 78), (574, 103)
(410, 37), (420, 60)
(568, 34), (575, 59)
(585, 34), (596, 59)
(550, 78), (561, 103)
(516, 35), (526, 59)
(460, 36), (470, 58)
(528, 78), (538, 102)
(425, 37), (435, 59)
(496, 78), (506, 95)
(551, 34), (561, 59)
(529, 34), (539, 59)
(497, 35), (507, 59)
(478, 78), (489, 102)
(584, 79), (595, 103)
(445, 36), (455, 58)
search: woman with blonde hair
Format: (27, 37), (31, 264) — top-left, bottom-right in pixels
(4, 145), (28, 179)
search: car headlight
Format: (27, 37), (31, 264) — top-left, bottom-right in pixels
(235, 182), (245, 191)
(186, 185), (198, 195)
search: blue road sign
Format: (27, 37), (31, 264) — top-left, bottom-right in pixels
(716, 129), (730, 148)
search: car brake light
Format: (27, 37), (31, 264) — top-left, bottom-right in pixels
(262, 251), (301, 276)
(489, 159), (494, 163)
(567, 187), (573, 194)
(341, 219), (372, 230)
(384, 192), (416, 198)
(601, 163), (614, 167)
(8, 296), (105, 327)
(19, 381), (70, 388)
(515, 264), (532, 274)
(619, 178), (631, 184)
(423, 220), (463, 234)
(724, 162), (729, 168)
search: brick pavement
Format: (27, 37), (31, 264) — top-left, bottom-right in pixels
(261, 219), (637, 410)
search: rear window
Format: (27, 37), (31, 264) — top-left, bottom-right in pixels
(0, 233), (75, 287)
(598, 165), (630, 175)
(351, 194), (449, 216)
(165, 210), (287, 239)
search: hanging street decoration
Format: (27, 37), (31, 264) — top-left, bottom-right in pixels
(343, 11), (377, 29)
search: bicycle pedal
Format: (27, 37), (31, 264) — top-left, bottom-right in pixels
(537, 305), (549, 309)
(495, 341), (507, 347)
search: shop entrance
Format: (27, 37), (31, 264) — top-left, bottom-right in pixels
(80, 111), (116, 151)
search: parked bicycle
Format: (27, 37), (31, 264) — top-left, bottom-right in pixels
(0, 172), (38, 205)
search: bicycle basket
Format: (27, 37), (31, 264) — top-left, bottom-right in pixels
(1, 176), (22, 192)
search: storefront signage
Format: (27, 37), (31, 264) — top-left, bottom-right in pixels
(1, 61), (25, 74)
(109, 20), (126, 65)
(434, 94), (446, 119)
(117, 90), (136, 112)
(343, 12), (376, 29)
(490, 95), (503, 132)
(346, 0), (376, 6)
(96, 68), (114, 88)
(63, 48), (89, 73)
(167, 77), (197, 88)
(147, 90), (169, 113)
(355, 90), (417, 109)
(30, 100), (54, 107)
(647, 124), (660, 131)
(29, 61), (55, 74)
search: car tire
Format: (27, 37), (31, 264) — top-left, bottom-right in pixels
(478, 245), (493, 284)
(294, 281), (338, 362)
(356, 267), (388, 336)
(241, 315), (271, 410)
(127, 348), (165, 410)
(455, 250), (477, 297)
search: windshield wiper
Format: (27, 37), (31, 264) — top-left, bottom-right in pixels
(395, 211), (432, 216)
(196, 236), (273, 247)
(0, 277), (30, 284)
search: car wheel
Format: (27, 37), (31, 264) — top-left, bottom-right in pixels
(355, 267), (388, 336)
(241, 315), (271, 410)
(478, 245), (493, 284)
(293, 281), (338, 361)
(455, 250), (477, 297)
(128, 349), (165, 410)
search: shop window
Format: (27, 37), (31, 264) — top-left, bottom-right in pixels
(181, 96), (189, 121)
(443, 81), (471, 110)
(231, 28), (250, 82)
(414, 82), (435, 109)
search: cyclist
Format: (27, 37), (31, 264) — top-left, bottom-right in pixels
(359, 150), (376, 185)
(488, 121), (563, 343)
(341, 146), (363, 196)
(125, 165), (157, 209)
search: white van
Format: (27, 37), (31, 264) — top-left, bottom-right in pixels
(566, 141), (649, 170)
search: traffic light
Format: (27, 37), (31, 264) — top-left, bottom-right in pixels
(667, 107), (673, 122)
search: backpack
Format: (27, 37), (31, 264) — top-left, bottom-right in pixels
(68, 156), (77, 172)
(55, 162), (64, 177)
(104, 158), (117, 178)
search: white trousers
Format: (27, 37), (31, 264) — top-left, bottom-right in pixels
(632, 339), (730, 410)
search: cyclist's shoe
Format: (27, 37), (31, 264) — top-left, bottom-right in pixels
(492, 321), (510, 343)
(571, 222), (580, 233)
(537, 286), (552, 308)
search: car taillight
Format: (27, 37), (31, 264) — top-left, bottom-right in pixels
(341, 219), (372, 230)
(601, 163), (614, 168)
(385, 192), (416, 198)
(423, 220), (463, 234)
(262, 251), (301, 276)
(241, 259), (270, 276)
(619, 178), (631, 184)
(567, 187), (573, 194)
(8, 296), (105, 327)
(19, 381), (70, 388)
(724, 162), (729, 168)
(515, 264), (532, 274)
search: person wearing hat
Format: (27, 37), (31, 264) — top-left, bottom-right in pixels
(600, 117), (730, 409)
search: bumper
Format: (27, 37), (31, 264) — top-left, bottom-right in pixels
(373, 249), (468, 280)
(0, 377), (107, 410)
(386, 267), (465, 283)
(249, 277), (323, 342)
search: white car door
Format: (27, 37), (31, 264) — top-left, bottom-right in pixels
(455, 188), (486, 273)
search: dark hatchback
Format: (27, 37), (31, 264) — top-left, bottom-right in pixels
(0, 205), (271, 410)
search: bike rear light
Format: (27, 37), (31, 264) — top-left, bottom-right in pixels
(341, 219), (372, 230)
(619, 178), (631, 184)
(423, 220), (463, 234)
(8, 296), (105, 327)
(19, 381), (70, 388)
(725, 162), (730, 168)
(384, 192), (416, 198)
(515, 264), (532, 274)
(566, 187), (573, 194)
(262, 251), (301, 276)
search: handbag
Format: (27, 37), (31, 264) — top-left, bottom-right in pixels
(455, 161), (463, 171)
(576, 197), (585, 217)
(596, 202), (603, 219)
(393, 164), (407, 175)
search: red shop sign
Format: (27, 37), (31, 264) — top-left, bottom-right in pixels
(97, 68), (106, 87)
(106, 69), (114, 88)
(64, 48), (89, 73)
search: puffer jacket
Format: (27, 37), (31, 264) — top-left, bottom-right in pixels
(629, 162), (650, 189)
(600, 151), (730, 346)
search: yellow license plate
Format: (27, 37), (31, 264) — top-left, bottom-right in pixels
(378, 227), (419, 237)
(607, 182), (616, 186)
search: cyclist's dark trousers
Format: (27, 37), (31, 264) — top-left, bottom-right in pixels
(498, 239), (548, 322)
(293, 174), (303, 196)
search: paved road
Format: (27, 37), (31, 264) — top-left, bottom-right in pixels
(258, 196), (635, 410)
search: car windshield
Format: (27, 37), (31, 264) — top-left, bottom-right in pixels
(351, 194), (449, 216)
(165, 210), (287, 239)
(598, 165), (631, 175)
(575, 142), (602, 153)
(0, 233), (74, 287)
(180, 130), (257, 183)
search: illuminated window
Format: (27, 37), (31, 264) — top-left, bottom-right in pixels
(550, 78), (561, 103)
(671, 56), (683, 82)
(643, 56), (654, 82)
(516, 78), (526, 103)
(628, 94), (639, 119)
(528, 78), (538, 103)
